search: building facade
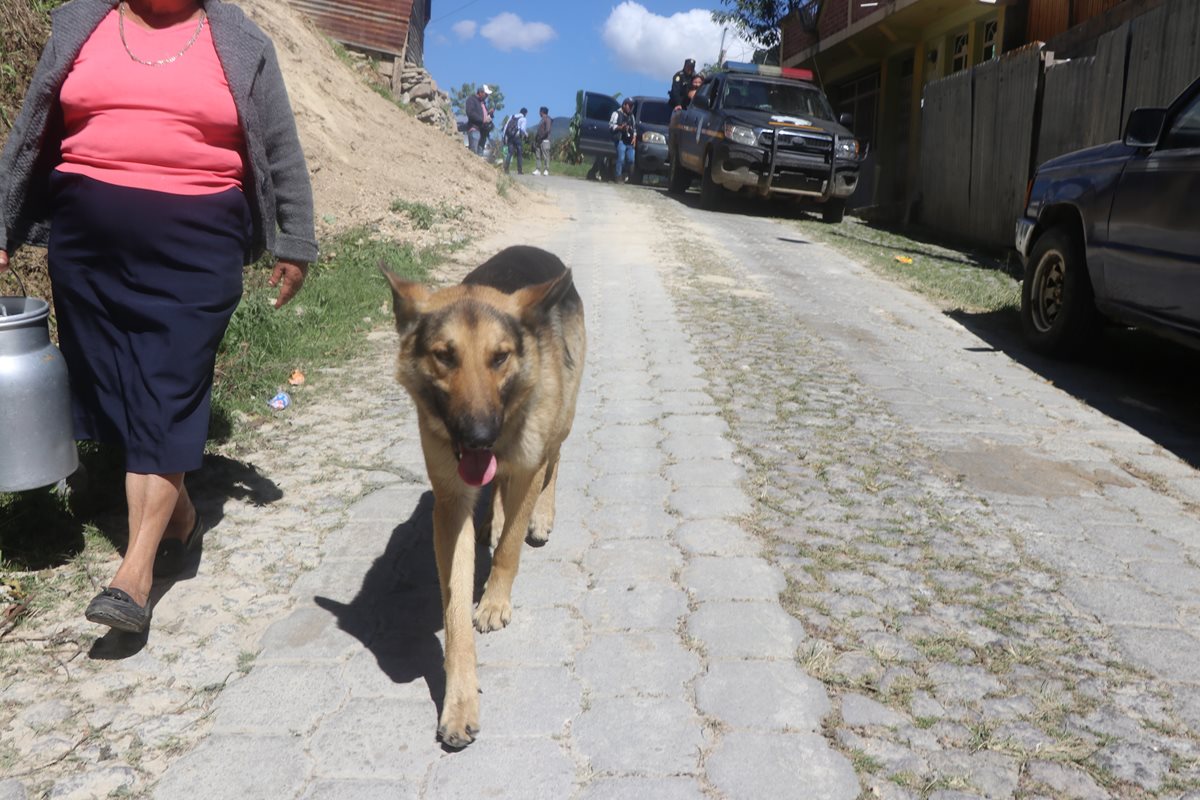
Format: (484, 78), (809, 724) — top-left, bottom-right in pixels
(780, 0), (1136, 213)
(288, 0), (431, 65)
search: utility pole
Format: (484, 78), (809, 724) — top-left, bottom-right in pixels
(718, 27), (728, 67)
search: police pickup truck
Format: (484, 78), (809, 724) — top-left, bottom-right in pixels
(668, 62), (863, 221)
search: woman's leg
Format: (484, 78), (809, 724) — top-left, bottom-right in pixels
(109, 471), (187, 606)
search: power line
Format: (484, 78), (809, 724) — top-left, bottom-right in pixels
(429, 0), (488, 26)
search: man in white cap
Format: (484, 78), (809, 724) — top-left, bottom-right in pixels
(466, 84), (493, 155)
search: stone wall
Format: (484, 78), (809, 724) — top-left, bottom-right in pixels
(385, 61), (458, 137)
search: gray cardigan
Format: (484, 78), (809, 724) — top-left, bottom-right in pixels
(0, 0), (318, 264)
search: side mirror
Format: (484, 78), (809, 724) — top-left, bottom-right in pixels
(1123, 107), (1167, 148)
(838, 112), (854, 128)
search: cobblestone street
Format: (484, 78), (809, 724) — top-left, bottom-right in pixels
(3, 177), (1200, 799)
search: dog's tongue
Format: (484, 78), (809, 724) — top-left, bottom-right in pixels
(458, 448), (497, 487)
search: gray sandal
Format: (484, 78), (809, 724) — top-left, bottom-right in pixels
(85, 587), (151, 633)
(153, 512), (207, 578)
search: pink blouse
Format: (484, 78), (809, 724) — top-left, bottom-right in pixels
(56, 8), (245, 195)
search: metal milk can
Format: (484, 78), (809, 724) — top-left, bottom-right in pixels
(0, 270), (78, 492)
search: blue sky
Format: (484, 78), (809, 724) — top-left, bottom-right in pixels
(423, 1), (761, 120)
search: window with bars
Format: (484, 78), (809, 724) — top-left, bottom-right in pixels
(951, 31), (969, 73)
(982, 20), (999, 61)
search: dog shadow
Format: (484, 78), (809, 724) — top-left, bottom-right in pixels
(314, 489), (492, 739)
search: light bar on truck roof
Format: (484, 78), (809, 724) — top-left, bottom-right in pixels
(721, 61), (815, 82)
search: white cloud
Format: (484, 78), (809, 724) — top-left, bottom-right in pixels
(601, 2), (759, 80)
(451, 19), (477, 40)
(480, 12), (557, 52)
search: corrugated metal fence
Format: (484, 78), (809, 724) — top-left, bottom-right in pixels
(918, 0), (1200, 247)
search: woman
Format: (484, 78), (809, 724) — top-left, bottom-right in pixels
(0, 0), (317, 633)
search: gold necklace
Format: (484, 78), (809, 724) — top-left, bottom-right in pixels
(118, 2), (207, 67)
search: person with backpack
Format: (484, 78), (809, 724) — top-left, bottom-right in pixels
(532, 107), (553, 176)
(503, 107), (528, 175)
(609, 96), (636, 183)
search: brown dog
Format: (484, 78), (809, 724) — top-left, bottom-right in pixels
(382, 245), (586, 748)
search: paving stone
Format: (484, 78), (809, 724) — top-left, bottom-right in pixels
(674, 519), (759, 556)
(1110, 626), (1200, 683)
(669, 485), (753, 519)
(257, 605), (369, 662)
(926, 664), (1004, 705)
(687, 601), (807, 659)
(1090, 741), (1172, 792)
(706, 731), (859, 800)
(153, 735), (310, 800)
(573, 695), (705, 775)
(696, 660), (830, 731)
(211, 665), (347, 735)
(587, 503), (678, 540)
(583, 474), (670, 509)
(925, 749), (1021, 799)
(840, 693), (908, 729)
(583, 539), (684, 584)
(309, 697), (440, 779)
(836, 729), (928, 776)
(588, 446), (664, 476)
(48, 767), (137, 800)
(298, 780), (416, 800)
(509, 559), (586, 609)
(1064, 577), (1182, 626)
(580, 581), (689, 632)
(472, 605), (583, 666)
(576, 631), (701, 697)
(1025, 760), (1108, 800)
(590, 424), (663, 449)
(474, 665), (581, 737)
(0, 781), (26, 800)
(424, 737), (575, 798)
(346, 485), (429, 523)
(576, 777), (707, 800)
(680, 556), (787, 602)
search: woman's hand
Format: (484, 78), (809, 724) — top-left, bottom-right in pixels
(0, 250), (8, 273)
(269, 259), (307, 308)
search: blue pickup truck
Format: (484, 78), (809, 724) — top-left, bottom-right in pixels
(1015, 74), (1200, 356)
(667, 62), (864, 221)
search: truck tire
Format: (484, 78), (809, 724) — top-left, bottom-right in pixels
(699, 150), (722, 210)
(1020, 226), (1099, 357)
(667, 147), (690, 195)
(629, 163), (644, 185)
(821, 199), (846, 223)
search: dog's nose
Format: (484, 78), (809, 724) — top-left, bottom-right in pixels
(458, 415), (500, 449)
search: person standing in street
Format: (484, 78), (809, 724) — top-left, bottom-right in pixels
(502, 107), (528, 175)
(532, 106), (552, 176)
(609, 96), (636, 183)
(0, 0), (316, 633)
(465, 84), (491, 155)
(669, 58), (697, 109)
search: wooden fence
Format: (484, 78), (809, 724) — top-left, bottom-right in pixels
(917, 0), (1200, 247)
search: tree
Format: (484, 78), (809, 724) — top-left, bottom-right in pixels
(448, 82), (505, 116)
(712, 0), (815, 51)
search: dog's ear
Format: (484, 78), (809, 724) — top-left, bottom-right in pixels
(379, 263), (429, 335)
(514, 269), (575, 326)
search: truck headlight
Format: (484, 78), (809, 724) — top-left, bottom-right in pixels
(642, 131), (666, 145)
(724, 123), (758, 146)
(836, 138), (861, 160)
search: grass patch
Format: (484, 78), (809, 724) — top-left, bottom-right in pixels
(790, 217), (1020, 314)
(390, 199), (465, 230)
(211, 227), (432, 425)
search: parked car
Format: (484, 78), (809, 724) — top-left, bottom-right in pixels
(630, 95), (673, 185)
(577, 90), (620, 181)
(1015, 75), (1200, 357)
(667, 61), (864, 220)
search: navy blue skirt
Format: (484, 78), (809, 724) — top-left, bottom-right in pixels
(48, 171), (251, 473)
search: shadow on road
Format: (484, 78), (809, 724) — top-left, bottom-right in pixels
(950, 308), (1200, 468)
(315, 490), (491, 746)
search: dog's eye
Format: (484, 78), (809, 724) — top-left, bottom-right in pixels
(492, 351), (510, 369)
(433, 349), (455, 367)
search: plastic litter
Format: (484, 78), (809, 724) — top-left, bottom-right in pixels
(288, 369), (306, 386)
(894, 255), (914, 264)
(268, 391), (291, 411)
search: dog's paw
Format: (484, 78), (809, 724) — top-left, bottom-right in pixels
(473, 592), (513, 632)
(437, 694), (480, 749)
(525, 519), (552, 547)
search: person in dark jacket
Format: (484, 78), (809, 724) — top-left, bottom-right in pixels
(668, 58), (697, 108)
(532, 106), (552, 175)
(465, 84), (491, 154)
(0, 0), (316, 634)
(609, 96), (637, 182)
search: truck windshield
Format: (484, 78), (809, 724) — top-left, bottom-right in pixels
(722, 79), (834, 121)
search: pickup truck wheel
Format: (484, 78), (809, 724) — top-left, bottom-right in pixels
(1020, 227), (1098, 357)
(629, 164), (644, 185)
(699, 151), (722, 210)
(821, 199), (846, 223)
(667, 149), (689, 194)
